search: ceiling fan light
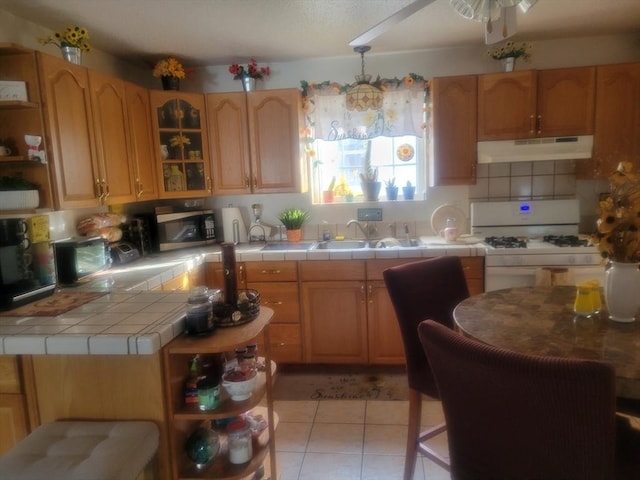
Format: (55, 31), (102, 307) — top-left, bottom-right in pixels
(516, 0), (537, 13)
(450, 0), (501, 22)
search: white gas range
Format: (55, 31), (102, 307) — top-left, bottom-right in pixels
(471, 199), (603, 292)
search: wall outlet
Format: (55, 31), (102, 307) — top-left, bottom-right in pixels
(357, 208), (383, 222)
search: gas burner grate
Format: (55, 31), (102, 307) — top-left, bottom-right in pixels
(485, 236), (528, 249)
(543, 235), (589, 247)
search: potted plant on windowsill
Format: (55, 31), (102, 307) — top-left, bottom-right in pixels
(403, 180), (415, 200)
(278, 208), (310, 243)
(359, 140), (381, 201)
(385, 178), (398, 200)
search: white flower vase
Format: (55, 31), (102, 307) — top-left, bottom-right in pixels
(604, 261), (640, 322)
(501, 57), (515, 72)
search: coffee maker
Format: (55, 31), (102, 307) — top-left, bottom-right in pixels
(0, 215), (55, 310)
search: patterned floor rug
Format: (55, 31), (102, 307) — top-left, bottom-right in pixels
(273, 364), (409, 401)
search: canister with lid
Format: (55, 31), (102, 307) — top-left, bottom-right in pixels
(185, 286), (217, 335)
(226, 418), (252, 464)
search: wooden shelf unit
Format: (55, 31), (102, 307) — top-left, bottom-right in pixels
(162, 307), (277, 480)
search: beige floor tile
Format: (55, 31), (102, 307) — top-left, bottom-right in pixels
(276, 422), (313, 453)
(424, 429), (450, 459)
(315, 399), (366, 424)
(362, 453), (425, 480)
(363, 424), (407, 455)
(276, 451), (305, 480)
(366, 400), (409, 425)
(298, 452), (362, 480)
(275, 400), (319, 423)
(306, 423), (364, 454)
(422, 457), (452, 480)
(421, 399), (445, 426)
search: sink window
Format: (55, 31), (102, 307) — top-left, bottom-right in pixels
(301, 76), (427, 204)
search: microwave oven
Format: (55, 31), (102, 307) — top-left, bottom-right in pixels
(152, 210), (216, 252)
(53, 237), (111, 285)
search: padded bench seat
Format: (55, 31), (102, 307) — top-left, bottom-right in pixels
(0, 420), (159, 480)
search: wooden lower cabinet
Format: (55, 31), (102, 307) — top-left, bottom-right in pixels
(461, 257), (484, 296)
(0, 356), (29, 456)
(207, 256), (483, 365)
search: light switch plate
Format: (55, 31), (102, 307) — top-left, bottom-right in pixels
(357, 208), (383, 222)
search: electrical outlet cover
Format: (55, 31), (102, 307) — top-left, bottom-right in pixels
(357, 208), (383, 222)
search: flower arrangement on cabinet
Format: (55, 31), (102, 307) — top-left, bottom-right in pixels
(228, 58), (271, 80)
(39, 26), (91, 52)
(487, 41), (532, 61)
(592, 161), (640, 263)
(153, 57), (186, 79)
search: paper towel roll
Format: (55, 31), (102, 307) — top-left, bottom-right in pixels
(220, 207), (248, 244)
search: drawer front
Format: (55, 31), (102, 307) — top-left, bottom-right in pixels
(300, 260), (365, 281)
(366, 258), (428, 280)
(245, 261), (298, 282)
(248, 282), (300, 323)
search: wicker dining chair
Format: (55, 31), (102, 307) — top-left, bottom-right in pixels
(418, 319), (640, 480)
(383, 256), (470, 480)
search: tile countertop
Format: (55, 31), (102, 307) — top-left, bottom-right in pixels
(0, 238), (486, 356)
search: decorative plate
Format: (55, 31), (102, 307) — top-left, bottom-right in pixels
(430, 204), (467, 236)
(396, 144), (415, 162)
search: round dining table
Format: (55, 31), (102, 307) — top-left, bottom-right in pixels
(453, 285), (640, 400)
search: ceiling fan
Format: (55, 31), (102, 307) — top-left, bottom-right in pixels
(349, 0), (538, 47)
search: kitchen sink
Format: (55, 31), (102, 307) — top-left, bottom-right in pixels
(261, 242), (316, 251)
(313, 240), (370, 250)
(375, 238), (422, 248)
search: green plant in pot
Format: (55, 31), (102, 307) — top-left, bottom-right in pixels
(403, 180), (415, 200)
(278, 207), (310, 243)
(359, 140), (381, 201)
(385, 178), (398, 200)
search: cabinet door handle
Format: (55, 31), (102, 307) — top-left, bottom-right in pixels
(252, 176), (257, 188)
(536, 114), (542, 135)
(263, 300), (283, 305)
(245, 176), (250, 188)
(367, 284), (373, 304)
(238, 264), (246, 284)
(360, 284), (366, 304)
(529, 114), (535, 134)
(206, 176), (212, 193)
(103, 181), (110, 201)
(260, 269), (281, 275)
(95, 178), (103, 200)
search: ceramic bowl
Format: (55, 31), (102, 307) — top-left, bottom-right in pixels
(222, 369), (257, 401)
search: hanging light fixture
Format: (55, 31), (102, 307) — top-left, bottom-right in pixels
(346, 46), (383, 112)
(449, 0), (537, 42)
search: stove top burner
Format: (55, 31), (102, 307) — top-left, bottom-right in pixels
(542, 235), (589, 247)
(485, 236), (528, 249)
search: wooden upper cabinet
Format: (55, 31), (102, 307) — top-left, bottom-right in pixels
(207, 88), (304, 195)
(207, 92), (251, 194)
(149, 91), (212, 198)
(577, 62), (640, 179)
(124, 82), (158, 201)
(430, 75), (478, 186)
(38, 53), (100, 209)
(247, 89), (303, 193)
(536, 67), (595, 137)
(88, 70), (136, 205)
(478, 70), (536, 140)
(478, 67), (595, 141)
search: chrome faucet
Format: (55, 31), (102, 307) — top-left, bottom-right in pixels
(347, 219), (370, 240)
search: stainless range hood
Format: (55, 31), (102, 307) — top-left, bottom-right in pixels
(477, 135), (593, 164)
